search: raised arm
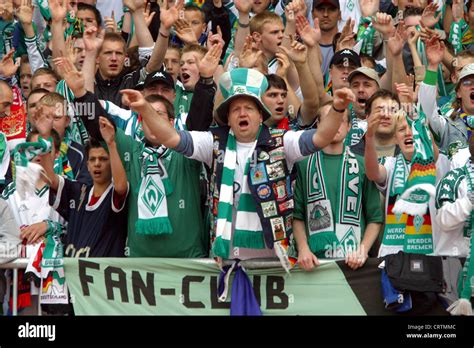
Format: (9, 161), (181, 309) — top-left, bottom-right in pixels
(233, 0), (252, 57)
(121, 89), (181, 148)
(280, 38), (319, 126)
(124, 0), (155, 48)
(145, 0), (183, 73)
(49, 0), (68, 61)
(98, 116), (128, 195)
(81, 26), (104, 92)
(364, 106), (387, 184)
(312, 88), (355, 149)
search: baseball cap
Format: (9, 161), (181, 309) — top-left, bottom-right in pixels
(330, 49), (361, 68)
(348, 66), (381, 86)
(313, 0), (340, 9)
(456, 63), (474, 89)
(137, 70), (175, 90)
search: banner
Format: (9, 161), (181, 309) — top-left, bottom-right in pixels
(64, 258), (366, 315)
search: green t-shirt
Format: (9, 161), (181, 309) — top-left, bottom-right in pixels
(115, 129), (207, 258)
(293, 151), (383, 254)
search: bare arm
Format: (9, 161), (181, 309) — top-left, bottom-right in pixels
(364, 109), (387, 183)
(49, 0), (68, 60)
(233, 0), (252, 57)
(98, 117), (128, 195)
(145, 0), (183, 73)
(126, 0), (155, 48)
(312, 88), (354, 149)
(293, 218), (319, 271)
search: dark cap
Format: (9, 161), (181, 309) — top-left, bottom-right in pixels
(313, 0), (340, 10)
(137, 70), (175, 90)
(330, 49), (361, 68)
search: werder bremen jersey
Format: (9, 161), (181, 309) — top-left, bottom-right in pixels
(115, 129), (207, 257)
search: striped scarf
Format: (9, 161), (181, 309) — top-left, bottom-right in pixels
(136, 145), (173, 235)
(0, 132), (9, 184)
(212, 128), (265, 258)
(357, 17), (376, 56)
(382, 153), (434, 255)
(392, 109), (436, 217)
(448, 161), (474, 315)
(13, 137), (52, 200)
(305, 148), (362, 258)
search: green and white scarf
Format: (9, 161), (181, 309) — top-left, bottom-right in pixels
(383, 153), (434, 254)
(345, 106), (367, 147)
(136, 145), (174, 235)
(448, 160), (474, 315)
(173, 83), (193, 131)
(305, 148), (362, 258)
(392, 110), (436, 217)
(13, 137), (51, 200)
(212, 128), (265, 258)
(357, 17), (376, 56)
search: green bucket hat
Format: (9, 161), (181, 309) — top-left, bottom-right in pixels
(216, 68), (272, 124)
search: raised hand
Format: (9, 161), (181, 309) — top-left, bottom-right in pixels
(0, 48), (20, 78)
(234, 0), (252, 14)
(175, 19), (198, 44)
(65, 36), (78, 66)
(387, 20), (406, 56)
(123, 0), (145, 13)
(239, 36), (263, 68)
(360, 0), (380, 17)
(366, 104), (381, 138)
(420, 3), (441, 28)
(32, 105), (54, 136)
(0, 0), (13, 22)
(407, 26), (420, 47)
(49, 0), (68, 23)
(121, 89), (148, 110)
(452, 0), (464, 23)
(425, 36), (445, 67)
(99, 116), (116, 145)
(395, 82), (415, 105)
(159, 0), (184, 30)
(372, 12), (395, 38)
(333, 87), (356, 111)
(104, 11), (118, 33)
(16, 0), (33, 25)
(194, 42), (223, 78)
(83, 26), (104, 53)
(296, 15), (321, 48)
(279, 39), (307, 64)
(207, 26), (225, 48)
(53, 56), (85, 95)
(143, 4), (156, 27)
(275, 50), (291, 78)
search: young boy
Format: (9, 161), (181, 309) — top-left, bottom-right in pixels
(45, 117), (129, 257)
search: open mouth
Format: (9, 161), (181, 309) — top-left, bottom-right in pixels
(109, 64), (118, 70)
(470, 92), (474, 101)
(404, 139), (414, 146)
(93, 170), (102, 176)
(239, 120), (249, 128)
(357, 98), (367, 105)
(182, 73), (190, 82)
(275, 106), (284, 114)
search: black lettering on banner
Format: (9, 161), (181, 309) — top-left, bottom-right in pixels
(252, 275), (261, 306)
(104, 266), (129, 303)
(79, 260), (100, 296)
(210, 276), (230, 309)
(266, 276), (288, 309)
(132, 271), (156, 306)
(182, 275), (205, 309)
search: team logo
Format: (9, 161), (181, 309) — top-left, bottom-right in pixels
(309, 203), (331, 231)
(258, 151), (270, 161)
(141, 177), (164, 215)
(257, 184), (272, 199)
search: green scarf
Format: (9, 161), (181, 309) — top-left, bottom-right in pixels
(0, 132), (8, 184)
(382, 153), (434, 255)
(305, 148), (362, 258)
(212, 127), (265, 258)
(357, 17), (376, 56)
(449, 18), (474, 54)
(13, 137), (52, 200)
(173, 83), (193, 130)
(344, 107), (367, 147)
(392, 110), (436, 217)
(136, 145), (174, 235)
(447, 161), (474, 315)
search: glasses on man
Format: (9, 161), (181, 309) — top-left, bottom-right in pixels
(461, 78), (474, 87)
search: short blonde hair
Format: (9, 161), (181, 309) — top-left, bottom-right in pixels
(250, 11), (283, 34)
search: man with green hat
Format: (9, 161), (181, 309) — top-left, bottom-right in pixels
(121, 67), (355, 270)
